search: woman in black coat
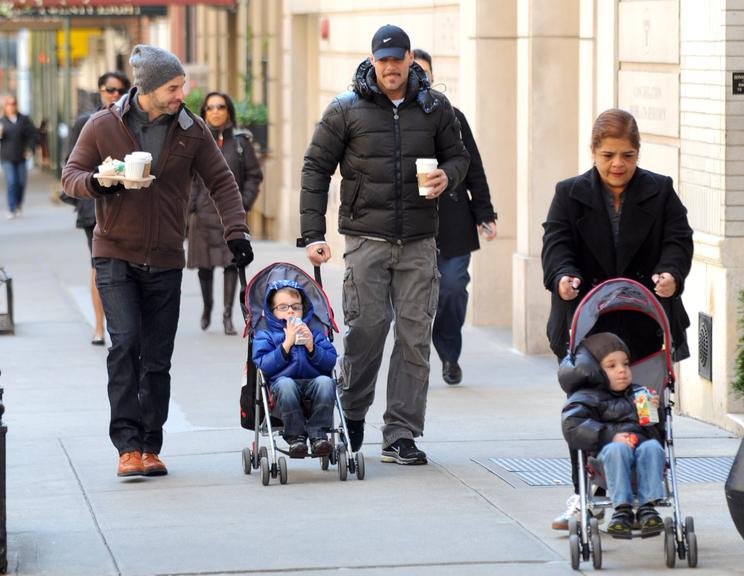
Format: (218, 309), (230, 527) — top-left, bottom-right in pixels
(187, 92), (263, 335)
(541, 108), (693, 530)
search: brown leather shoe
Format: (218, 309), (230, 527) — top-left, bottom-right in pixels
(142, 452), (168, 476)
(117, 451), (144, 477)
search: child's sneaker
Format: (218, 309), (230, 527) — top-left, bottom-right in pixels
(637, 504), (664, 537)
(286, 436), (308, 458)
(310, 437), (332, 457)
(607, 505), (634, 539)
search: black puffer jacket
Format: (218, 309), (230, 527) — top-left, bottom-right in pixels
(300, 60), (469, 244)
(562, 383), (663, 453)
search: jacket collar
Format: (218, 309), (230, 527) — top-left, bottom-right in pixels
(570, 167), (663, 277)
(352, 58), (440, 113)
(114, 87), (193, 130)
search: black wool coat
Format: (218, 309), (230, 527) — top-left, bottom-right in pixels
(436, 108), (497, 260)
(542, 167), (693, 361)
(187, 126), (263, 269)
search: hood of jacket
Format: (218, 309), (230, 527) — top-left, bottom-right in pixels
(352, 58), (440, 114)
(264, 279), (315, 330)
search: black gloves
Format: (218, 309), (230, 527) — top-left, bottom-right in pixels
(227, 237), (254, 267)
(90, 171), (124, 195)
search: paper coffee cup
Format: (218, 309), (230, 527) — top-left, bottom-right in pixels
(124, 154), (147, 179)
(131, 151), (152, 177)
(415, 158), (438, 196)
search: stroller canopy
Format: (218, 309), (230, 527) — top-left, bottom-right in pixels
(562, 278), (675, 395)
(244, 262), (339, 336)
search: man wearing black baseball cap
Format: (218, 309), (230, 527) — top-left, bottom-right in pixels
(300, 24), (469, 466)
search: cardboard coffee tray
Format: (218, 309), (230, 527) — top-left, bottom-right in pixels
(94, 173), (156, 189)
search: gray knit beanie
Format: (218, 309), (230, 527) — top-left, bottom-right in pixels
(129, 44), (185, 94)
(581, 332), (630, 363)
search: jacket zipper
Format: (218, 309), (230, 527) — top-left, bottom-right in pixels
(393, 105), (402, 241)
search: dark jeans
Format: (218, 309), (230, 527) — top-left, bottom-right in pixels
(2, 160), (27, 213)
(433, 253), (471, 362)
(94, 258), (182, 455)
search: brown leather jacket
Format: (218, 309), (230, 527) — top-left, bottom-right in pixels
(62, 92), (249, 269)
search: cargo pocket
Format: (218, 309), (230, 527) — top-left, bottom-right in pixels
(426, 265), (441, 319)
(342, 267), (361, 322)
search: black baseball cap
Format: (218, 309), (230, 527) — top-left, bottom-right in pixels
(371, 24), (410, 60)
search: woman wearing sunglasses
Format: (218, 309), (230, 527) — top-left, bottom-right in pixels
(187, 91), (263, 335)
(62, 71), (130, 345)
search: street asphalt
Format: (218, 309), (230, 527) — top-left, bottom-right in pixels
(0, 169), (742, 575)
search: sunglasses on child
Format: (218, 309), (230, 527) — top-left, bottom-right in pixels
(206, 104), (227, 111)
(102, 87), (124, 94)
(272, 304), (303, 312)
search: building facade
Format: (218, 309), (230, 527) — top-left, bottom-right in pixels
(251, 0), (744, 434)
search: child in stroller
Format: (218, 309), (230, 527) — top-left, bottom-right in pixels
(562, 332), (666, 539)
(252, 279), (337, 459)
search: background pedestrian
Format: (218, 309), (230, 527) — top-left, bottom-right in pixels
(187, 91), (263, 335)
(0, 94), (38, 219)
(413, 49), (497, 385)
(62, 71), (131, 345)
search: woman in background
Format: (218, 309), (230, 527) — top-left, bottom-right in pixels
(187, 91), (263, 335)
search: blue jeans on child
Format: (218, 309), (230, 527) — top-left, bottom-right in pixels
(598, 439), (666, 507)
(271, 376), (335, 439)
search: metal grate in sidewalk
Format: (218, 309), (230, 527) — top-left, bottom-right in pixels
(477, 456), (734, 487)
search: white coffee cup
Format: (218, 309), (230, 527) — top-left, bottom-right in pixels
(124, 154), (146, 179)
(415, 158), (438, 196)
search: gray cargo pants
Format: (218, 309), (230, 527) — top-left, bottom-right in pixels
(339, 235), (440, 446)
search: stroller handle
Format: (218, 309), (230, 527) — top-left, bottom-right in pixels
(237, 265), (249, 322)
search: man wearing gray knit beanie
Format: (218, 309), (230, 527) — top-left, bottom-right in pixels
(62, 42), (254, 480)
(128, 44), (186, 121)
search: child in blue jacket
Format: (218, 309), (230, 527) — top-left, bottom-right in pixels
(252, 280), (337, 458)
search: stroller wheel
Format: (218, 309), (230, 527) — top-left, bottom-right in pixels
(569, 534), (581, 570)
(260, 456), (270, 486)
(259, 446), (268, 462)
(355, 452), (365, 480)
(320, 455), (330, 470)
(664, 517), (676, 568)
(278, 456), (288, 485)
(568, 516), (578, 537)
(685, 517), (698, 568)
(241, 447), (252, 475)
(338, 449), (348, 481)
(590, 517), (602, 570)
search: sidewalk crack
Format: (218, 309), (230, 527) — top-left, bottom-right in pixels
(58, 438), (121, 576)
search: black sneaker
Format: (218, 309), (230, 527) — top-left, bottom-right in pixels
(344, 418), (364, 452)
(286, 436), (308, 458)
(442, 361), (462, 385)
(310, 437), (332, 457)
(607, 505), (634, 539)
(381, 438), (427, 465)
(637, 504), (664, 537)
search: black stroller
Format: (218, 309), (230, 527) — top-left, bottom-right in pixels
(558, 278), (697, 570)
(237, 262), (365, 485)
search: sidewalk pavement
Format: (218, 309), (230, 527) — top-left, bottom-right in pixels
(0, 169), (742, 576)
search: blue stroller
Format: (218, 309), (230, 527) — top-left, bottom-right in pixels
(558, 278), (698, 569)
(237, 262), (365, 485)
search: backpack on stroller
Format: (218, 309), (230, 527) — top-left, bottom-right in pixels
(558, 278), (697, 570)
(237, 262), (365, 485)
